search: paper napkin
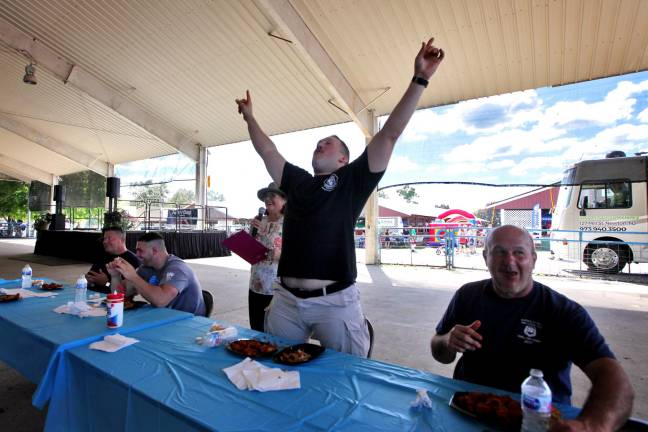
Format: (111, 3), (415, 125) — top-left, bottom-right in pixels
(89, 334), (139, 353)
(54, 301), (106, 317)
(223, 357), (300, 392)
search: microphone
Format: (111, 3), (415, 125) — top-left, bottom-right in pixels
(251, 207), (265, 237)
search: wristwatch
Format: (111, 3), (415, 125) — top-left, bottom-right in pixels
(412, 76), (429, 88)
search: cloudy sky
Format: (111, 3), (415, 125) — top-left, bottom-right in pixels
(116, 70), (648, 218)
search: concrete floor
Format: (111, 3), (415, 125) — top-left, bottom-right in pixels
(0, 238), (646, 431)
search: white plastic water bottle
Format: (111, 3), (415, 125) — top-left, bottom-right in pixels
(74, 274), (87, 304)
(21, 264), (32, 288)
(521, 369), (552, 432)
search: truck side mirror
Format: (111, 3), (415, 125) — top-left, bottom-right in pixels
(580, 196), (588, 216)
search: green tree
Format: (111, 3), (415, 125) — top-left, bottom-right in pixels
(132, 181), (169, 205)
(378, 190), (388, 199)
(59, 170), (106, 208)
(207, 190), (225, 202)
(0, 181), (28, 220)
(435, 203), (450, 209)
(396, 185), (419, 204)
(169, 188), (196, 205)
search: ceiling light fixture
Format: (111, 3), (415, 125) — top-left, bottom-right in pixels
(23, 63), (37, 85)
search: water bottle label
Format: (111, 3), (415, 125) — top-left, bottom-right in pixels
(522, 394), (552, 413)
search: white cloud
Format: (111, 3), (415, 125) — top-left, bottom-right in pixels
(385, 155), (422, 173)
(508, 155), (569, 176)
(208, 121), (367, 217)
(526, 137), (579, 154)
(605, 79), (648, 105)
(486, 159), (515, 170)
(638, 107), (648, 123)
(442, 130), (535, 162)
(554, 123), (648, 162)
(538, 79), (648, 131)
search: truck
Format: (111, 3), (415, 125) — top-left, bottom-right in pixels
(550, 153), (648, 273)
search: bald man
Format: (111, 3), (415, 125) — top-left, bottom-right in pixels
(431, 225), (633, 431)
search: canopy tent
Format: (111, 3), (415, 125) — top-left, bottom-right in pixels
(1, 0), (647, 183)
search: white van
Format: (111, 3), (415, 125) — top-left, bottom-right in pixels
(550, 154), (648, 273)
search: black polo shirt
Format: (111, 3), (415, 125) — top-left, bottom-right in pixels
(278, 149), (384, 283)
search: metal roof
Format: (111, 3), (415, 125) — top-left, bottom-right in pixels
(486, 186), (560, 210)
(1, 0), (647, 182)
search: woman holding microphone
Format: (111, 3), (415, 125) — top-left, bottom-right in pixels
(248, 182), (286, 331)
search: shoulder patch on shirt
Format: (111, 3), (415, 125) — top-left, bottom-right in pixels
(322, 174), (339, 192)
(165, 272), (175, 281)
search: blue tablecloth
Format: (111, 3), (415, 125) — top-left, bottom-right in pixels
(0, 278), (193, 408)
(45, 317), (579, 432)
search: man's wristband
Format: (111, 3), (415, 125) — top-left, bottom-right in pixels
(412, 76), (429, 88)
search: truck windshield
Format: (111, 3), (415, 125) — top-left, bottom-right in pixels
(556, 168), (575, 209)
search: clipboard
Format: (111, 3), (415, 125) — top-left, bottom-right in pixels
(222, 230), (270, 265)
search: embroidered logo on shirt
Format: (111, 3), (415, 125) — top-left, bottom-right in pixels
(322, 174), (339, 192)
(517, 319), (542, 344)
(165, 272), (175, 282)
(523, 325), (537, 338)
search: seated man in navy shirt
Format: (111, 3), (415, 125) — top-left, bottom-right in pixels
(431, 225), (633, 431)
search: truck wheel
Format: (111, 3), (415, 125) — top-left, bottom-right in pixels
(584, 243), (627, 274)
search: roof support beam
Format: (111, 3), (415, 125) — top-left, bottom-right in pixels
(0, 165), (32, 183)
(257, 0), (373, 137)
(363, 113), (380, 265)
(0, 16), (199, 161)
(0, 154), (52, 185)
(0, 113), (109, 176)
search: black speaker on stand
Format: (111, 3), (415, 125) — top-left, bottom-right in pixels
(106, 177), (120, 212)
(50, 185), (66, 230)
(104, 177), (122, 228)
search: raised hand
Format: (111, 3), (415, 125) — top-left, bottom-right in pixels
(447, 320), (482, 353)
(235, 90), (253, 120)
(105, 260), (121, 278)
(414, 37), (445, 80)
(109, 257), (138, 281)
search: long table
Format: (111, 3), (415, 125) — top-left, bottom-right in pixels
(1, 277), (583, 431)
(0, 278), (193, 408)
(44, 316), (580, 431)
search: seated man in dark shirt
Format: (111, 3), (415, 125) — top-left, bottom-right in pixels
(431, 225), (634, 431)
(86, 226), (140, 293)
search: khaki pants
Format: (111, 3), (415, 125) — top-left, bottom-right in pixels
(264, 283), (370, 357)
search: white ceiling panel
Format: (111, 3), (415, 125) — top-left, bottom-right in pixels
(0, 0), (646, 183)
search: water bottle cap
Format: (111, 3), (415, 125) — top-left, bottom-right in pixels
(530, 368), (543, 378)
